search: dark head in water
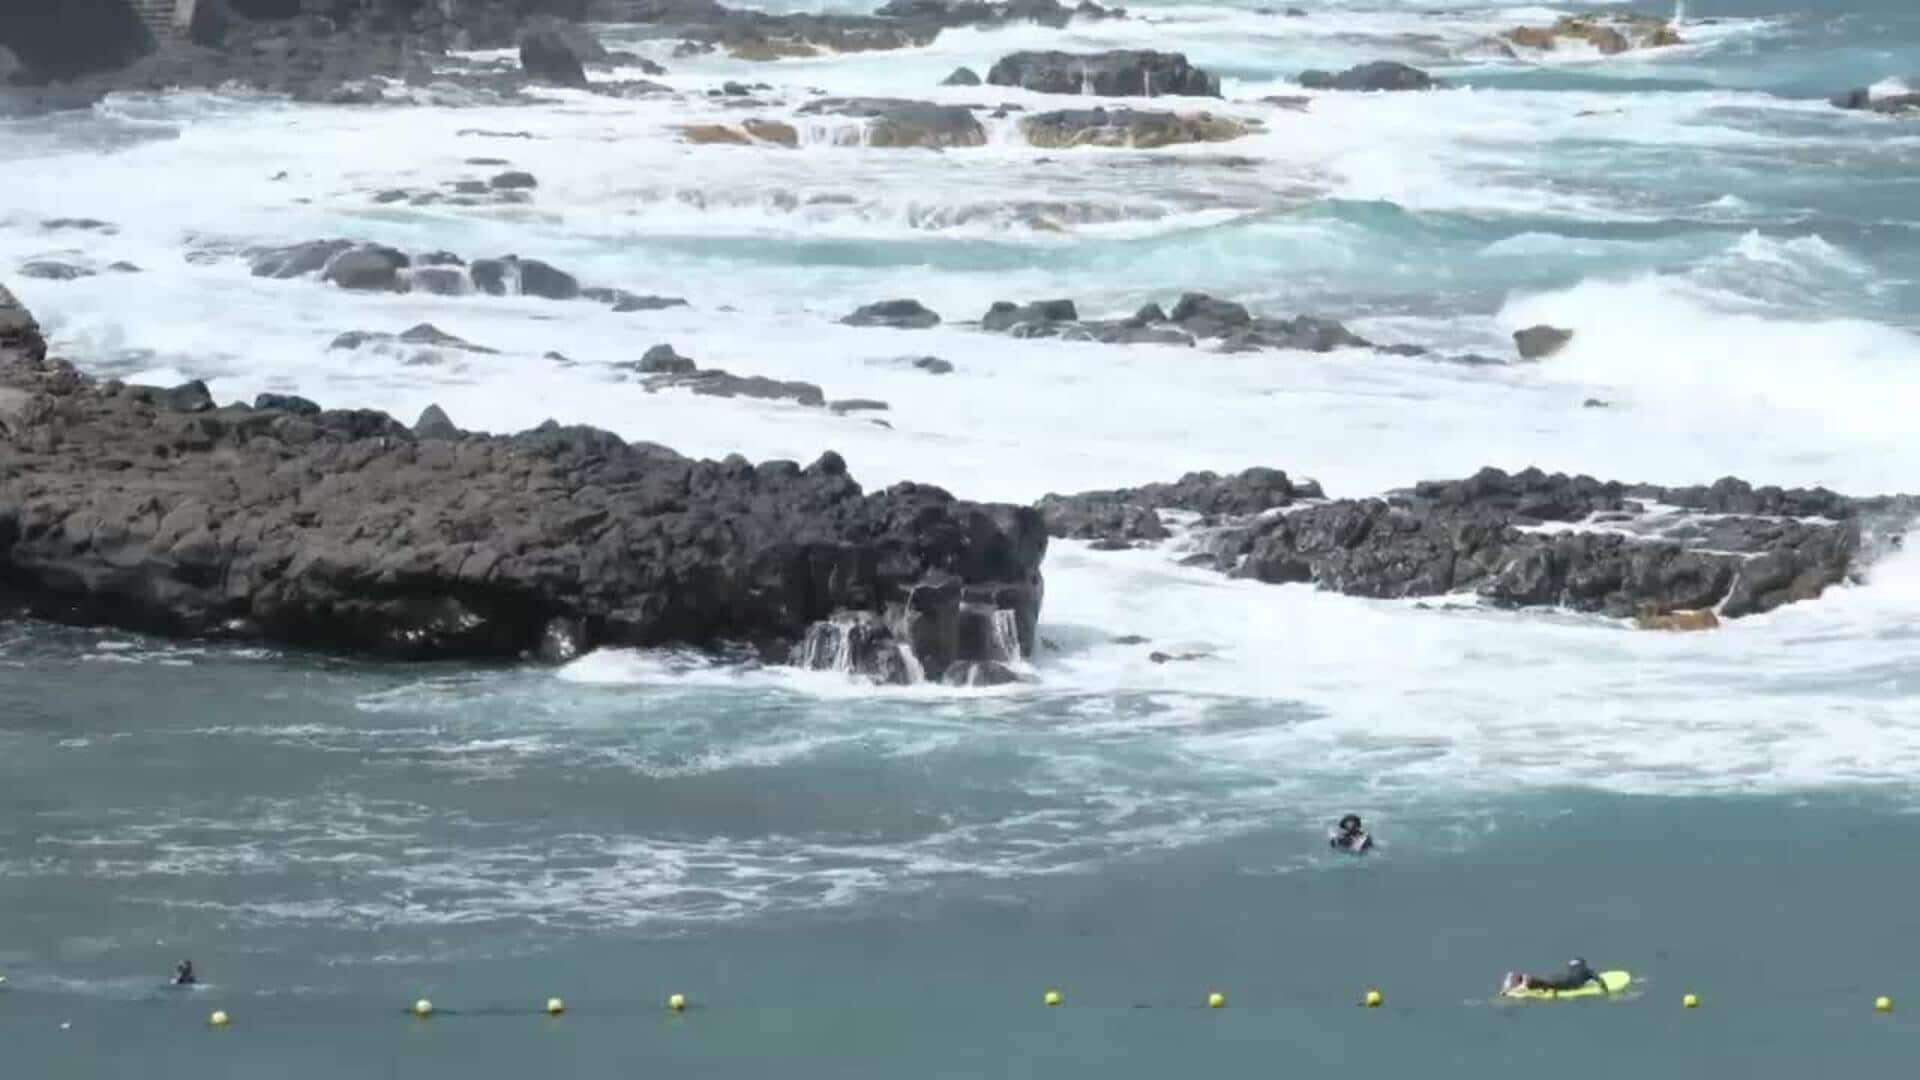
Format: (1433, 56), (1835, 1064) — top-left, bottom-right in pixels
(173, 960), (195, 986)
(1329, 814), (1373, 854)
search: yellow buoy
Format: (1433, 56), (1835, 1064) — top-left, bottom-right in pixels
(546, 997), (566, 1016)
(209, 1010), (230, 1027)
(669, 993), (687, 1013)
(1876, 996), (1893, 1013)
(1365, 990), (1383, 1008)
(413, 998), (434, 1018)
(1207, 992), (1225, 1009)
(1044, 989), (1062, 1007)
(1683, 994), (1699, 1009)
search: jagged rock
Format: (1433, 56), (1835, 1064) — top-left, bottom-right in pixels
(1502, 14), (1682, 55)
(843, 299), (941, 329)
(322, 245), (410, 292)
(1020, 107), (1252, 148)
(874, 0), (1123, 29)
(1203, 465), (1908, 620)
(471, 255), (580, 300)
(520, 27), (590, 87)
(987, 50), (1220, 97)
(414, 404), (461, 439)
(1298, 61), (1437, 91)
(0, 291), (1047, 663)
(253, 393), (321, 416)
(1515, 324), (1573, 360)
(635, 344), (697, 374)
(1039, 467), (1312, 543)
(982, 298), (1077, 332)
(975, 291), (1371, 353)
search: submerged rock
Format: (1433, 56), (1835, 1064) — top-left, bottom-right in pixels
(1830, 87), (1920, 114)
(1297, 61), (1437, 91)
(1020, 107), (1252, 148)
(941, 66), (982, 86)
(799, 97), (987, 148)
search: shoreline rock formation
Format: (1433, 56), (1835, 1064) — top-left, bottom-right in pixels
(0, 284), (1045, 680)
(1040, 466), (1915, 625)
(1497, 13), (1682, 55)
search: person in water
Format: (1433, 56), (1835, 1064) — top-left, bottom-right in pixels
(1329, 814), (1373, 854)
(1502, 957), (1603, 995)
(173, 960), (196, 987)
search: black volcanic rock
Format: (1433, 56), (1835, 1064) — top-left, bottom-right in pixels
(0, 286), (1047, 665)
(987, 50), (1220, 97)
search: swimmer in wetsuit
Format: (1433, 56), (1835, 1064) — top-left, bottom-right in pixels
(173, 960), (196, 987)
(1329, 814), (1373, 855)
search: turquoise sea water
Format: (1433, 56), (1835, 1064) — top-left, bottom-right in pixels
(5, 0), (1920, 1073)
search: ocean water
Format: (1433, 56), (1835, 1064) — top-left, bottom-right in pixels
(4, 0), (1920, 1073)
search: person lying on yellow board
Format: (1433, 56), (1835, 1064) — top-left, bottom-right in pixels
(1502, 958), (1607, 996)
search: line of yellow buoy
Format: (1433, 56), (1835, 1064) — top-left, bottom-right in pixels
(160, 988), (1912, 1028)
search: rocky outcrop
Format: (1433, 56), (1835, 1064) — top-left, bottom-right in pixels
(603, 0), (1120, 63)
(870, 0), (1123, 29)
(975, 291), (1383, 354)
(1514, 324), (1572, 360)
(986, 50), (1220, 98)
(1297, 61), (1437, 92)
(798, 97), (986, 148)
(0, 0), (154, 84)
(1038, 467), (1317, 544)
(842, 299), (941, 329)
(0, 286), (1046, 668)
(1061, 465), (1913, 623)
(242, 240), (678, 309)
(941, 66), (981, 86)
(1020, 107), (1253, 148)
(1500, 13), (1682, 55)
(520, 26), (590, 86)
(1, 2), (608, 111)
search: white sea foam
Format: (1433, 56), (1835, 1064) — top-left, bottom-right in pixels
(2, 0), (1918, 935)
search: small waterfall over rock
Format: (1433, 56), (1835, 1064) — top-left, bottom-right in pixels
(791, 611), (921, 685)
(988, 608), (1023, 665)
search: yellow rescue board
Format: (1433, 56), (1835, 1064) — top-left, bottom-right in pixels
(1502, 971), (1632, 1000)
